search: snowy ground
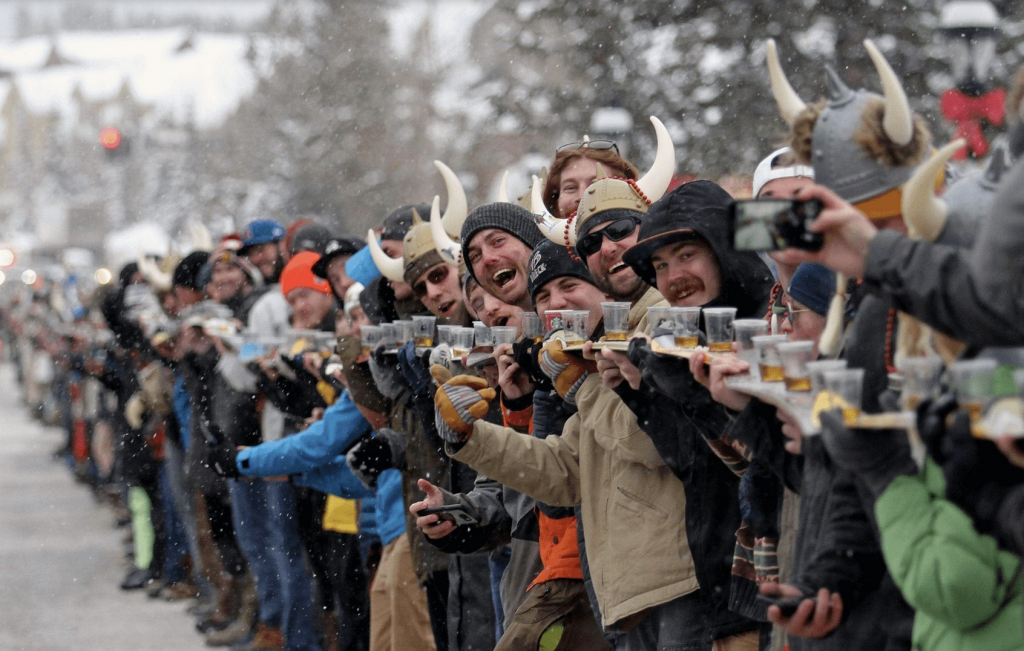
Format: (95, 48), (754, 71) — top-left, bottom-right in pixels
(0, 364), (205, 651)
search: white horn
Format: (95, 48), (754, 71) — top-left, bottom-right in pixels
(817, 273), (846, 357)
(901, 139), (964, 242)
(366, 229), (405, 283)
(433, 160), (468, 238)
(635, 116), (675, 204)
(864, 39), (914, 147)
(430, 195), (462, 265)
(766, 39), (808, 126)
(531, 174), (573, 246)
(188, 220), (213, 253)
(137, 255), (173, 292)
(496, 171), (510, 203)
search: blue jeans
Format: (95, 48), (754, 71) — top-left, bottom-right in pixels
(229, 479), (318, 651)
(489, 547), (512, 639)
(159, 462), (189, 583)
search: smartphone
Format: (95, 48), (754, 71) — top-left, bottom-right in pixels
(416, 504), (480, 527)
(755, 593), (806, 617)
(729, 198), (824, 252)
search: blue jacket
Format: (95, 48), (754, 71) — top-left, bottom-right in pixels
(172, 374), (192, 449)
(236, 390), (371, 476)
(292, 462), (404, 546)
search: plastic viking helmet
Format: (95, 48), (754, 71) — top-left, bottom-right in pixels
(541, 116), (676, 246)
(429, 161), (469, 265)
(766, 38), (929, 214)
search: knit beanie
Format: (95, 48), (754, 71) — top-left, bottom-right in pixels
(290, 223), (334, 256)
(172, 251), (210, 291)
(787, 263), (835, 316)
(344, 246), (381, 287)
(280, 252), (333, 297)
(381, 204), (431, 242)
(460, 202), (544, 280)
(527, 239), (597, 303)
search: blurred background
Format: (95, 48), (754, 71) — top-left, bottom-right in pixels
(0, 0), (1020, 285)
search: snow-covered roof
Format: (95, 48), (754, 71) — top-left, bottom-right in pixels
(0, 29), (269, 129)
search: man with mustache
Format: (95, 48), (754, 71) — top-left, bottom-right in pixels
(461, 203), (545, 311)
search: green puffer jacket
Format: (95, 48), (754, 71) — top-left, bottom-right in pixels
(875, 458), (1024, 651)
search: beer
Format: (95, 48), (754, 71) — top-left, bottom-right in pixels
(902, 394), (923, 412)
(674, 335), (699, 349)
(842, 407), (860, 426)
(759, 364), (785, 382)
(415, 336), (434, 348)
(707, 341), (733, 353)
(452, 348), (469, 357)
(361, 345), (372, 355)
(605, 331), (628, 342)
(784, 376), (811, 392)
(962, 401), (984, 423)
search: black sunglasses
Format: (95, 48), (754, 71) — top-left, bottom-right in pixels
(575, 217), (639, 258)
(413, 265), (451, 297)
(555, 139), (620, 155)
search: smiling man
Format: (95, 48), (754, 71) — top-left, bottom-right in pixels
(403, 217), (470, 325)
(461, 203), (545, 311)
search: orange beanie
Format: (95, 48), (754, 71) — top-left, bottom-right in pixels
(281, 251), (333, 296)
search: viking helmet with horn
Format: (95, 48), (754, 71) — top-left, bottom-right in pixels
(429, 161), (469, 266)
(767, 38), (931, 217)
(367, 203), (430, 284)
(541, 116), (676, 247)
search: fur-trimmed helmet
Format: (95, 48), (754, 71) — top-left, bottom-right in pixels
(767, 39), (932, 219)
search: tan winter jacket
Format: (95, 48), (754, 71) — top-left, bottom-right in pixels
(452, 285), (698, 627)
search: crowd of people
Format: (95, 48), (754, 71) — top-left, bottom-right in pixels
(5, 37), (1024, 651)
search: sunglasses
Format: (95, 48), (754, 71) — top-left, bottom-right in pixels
(575, 217), (639, 258)
(555, 139), (620, 155)
(413, 265), (451, 297)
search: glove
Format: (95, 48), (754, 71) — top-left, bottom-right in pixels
(513, 338), (552, 393)
(917, 393), (959, 466)
(207, 442), (240, 479)
(398, 341), (436, 397)
(628, 338), (703, 402)
(432, 365), (496, 444)
(346, 434), (397, 489)
(820, 409), (917, 497)
(539, 338), (596, 406)
(368, 341), (410, 401)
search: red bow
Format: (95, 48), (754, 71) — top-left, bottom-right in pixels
(940, 88), (1006, 159)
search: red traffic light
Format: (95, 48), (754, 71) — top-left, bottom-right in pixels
(99, 127), (122, 150)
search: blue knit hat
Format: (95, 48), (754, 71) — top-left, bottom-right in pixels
(344, 245), (381, 287)
(787, 263), (835, 316)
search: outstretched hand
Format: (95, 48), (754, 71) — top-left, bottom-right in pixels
(410, 478), (456, 540)
(761, 583), (843, 639)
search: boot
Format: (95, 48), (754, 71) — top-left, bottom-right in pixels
(322, 612), (341, 651)
(196, 572), (240, 633)
(249, 623), (284, 651)
(205, 575), (257, 646)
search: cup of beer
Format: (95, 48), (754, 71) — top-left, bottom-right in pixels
(949, 358), (998, 422)
(521, 312), (543, 342)
(751, 334), (789, 382)
(452, 327), (474, 357)
(602, 302), (632, 341)
(394, 320), (414, 345)
(361, 325), (383, 355)
(670, 307), (701, 349)
(777, 341), (815, 392)
(703, 307), (737, 353)
(734, 319), (769, 365)
(899, 356), (944, 411)
(473, 321), (493, 348)
(491, 326), (518, 346)
(806, 359), (847, 395)
(564, 311), (589, 343)
(824, 368), (865, 425)
(412, 315), (437, 348)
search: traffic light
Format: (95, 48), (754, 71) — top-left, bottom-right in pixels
(99, 127), (128, 156)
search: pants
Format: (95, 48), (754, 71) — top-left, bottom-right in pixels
(327, 532), (371, 651)
(617, 593), (761, 651)
(127, 472), (165, 576)
(159, 462), (190, 583)
(164, 440), (211, 595)
(496, 579), (609, 651)
(203, 490), (247, 577)
(230, 478), (318, 651)
(370, 534), (436, 651)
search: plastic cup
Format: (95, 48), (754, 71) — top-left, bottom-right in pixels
(824, 368), (865, 424)
(491, 326), (518, 346)
(473, 321), (493, 347)
(564, 311), (590, 343)
(645, 306), (674, 337)
(670, 307), (702, 349)
(544, 310), (567, 334)
(807, 360), (847, 394)
(1015, 369), (1024, 400)
(412, 315), (436, 348)
(436, 325), (455, 347)
(734, 319), (769, 365)
(949, 358), (998, 421)
(394, 320), (414, 345)
(900, 356), (944, 411)
(380, 323), (398, 350)
(360, 325), (383, 354)
(452, 327), (474, 357)
(602, 302), (632, 341)
(751, 334), (789, 382)
(703, 307), (737, 353)
(521, 312), (543, 342)
(777, 341), (815, 392)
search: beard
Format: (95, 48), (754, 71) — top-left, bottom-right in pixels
(594, 268), (645, 302)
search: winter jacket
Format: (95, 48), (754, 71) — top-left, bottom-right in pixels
(243, 286), (291, 442)
(876, 459), (1024, 651)
(862, 155), (1024, 347)
(451, 372), (696, 630)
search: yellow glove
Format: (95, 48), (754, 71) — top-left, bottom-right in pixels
(539, 339), (596, 405)
(432, 366), (496, 444)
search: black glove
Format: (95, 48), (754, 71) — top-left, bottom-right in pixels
(628, 339), (706, 407)
(369, 342), (410, 401)
(513, 338), (552, 393)
(918, 393), (959, 466)
(207, 443), (240, 479)
(397, 341), (435, 398)
(346, 435), (396, 489)
(820, 409), (917, 497)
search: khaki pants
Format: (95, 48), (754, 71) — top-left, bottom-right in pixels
(370, 533), (436, 651)
(713, 629), (761, 651)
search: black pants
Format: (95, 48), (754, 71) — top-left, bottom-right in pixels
(328, 532), (371, 651)
(203, 491), (247, 576)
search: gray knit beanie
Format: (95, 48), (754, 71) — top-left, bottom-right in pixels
(460, 203), (544, 280)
